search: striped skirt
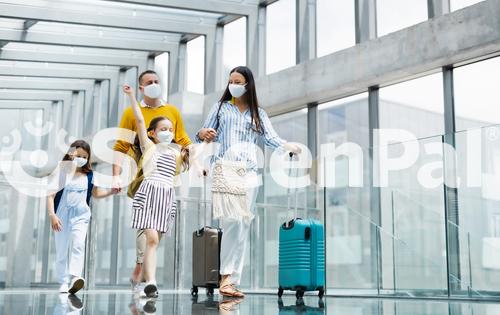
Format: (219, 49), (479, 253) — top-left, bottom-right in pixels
(131, 179), (176, 234)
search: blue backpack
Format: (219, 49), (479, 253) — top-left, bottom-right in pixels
(54, 171), (94, 214)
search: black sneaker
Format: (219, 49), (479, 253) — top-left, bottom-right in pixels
(143, 284), (158, 298)
(143, 300), (157, 314)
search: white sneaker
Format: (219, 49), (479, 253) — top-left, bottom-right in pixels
(134, 282), (146, 294)
(59, 283), (69, 293)
(68, 277), (85, 295)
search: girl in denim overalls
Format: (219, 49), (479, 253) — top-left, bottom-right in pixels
(47, 140), (116, 295)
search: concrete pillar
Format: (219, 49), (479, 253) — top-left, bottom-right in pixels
(428, 0), (451, 18)
(355, 0), (377, 43)
(296, 0), (317, 63)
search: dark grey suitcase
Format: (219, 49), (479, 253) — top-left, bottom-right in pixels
(191, 173), (222, 297)
(191, 288), (219, 314)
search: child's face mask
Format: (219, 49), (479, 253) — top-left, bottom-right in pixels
(73, 157), (88, 168)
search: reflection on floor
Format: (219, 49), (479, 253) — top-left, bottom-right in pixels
(0, 289), (500, 314)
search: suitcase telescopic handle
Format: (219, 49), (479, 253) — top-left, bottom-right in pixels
(285, 151), (299, 228)
(202, 170), (207, 228)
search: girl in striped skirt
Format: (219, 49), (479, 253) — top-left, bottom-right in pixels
(123, 84), (189, 298)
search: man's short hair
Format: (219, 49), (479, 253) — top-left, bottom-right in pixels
(138, 70), (158, 85)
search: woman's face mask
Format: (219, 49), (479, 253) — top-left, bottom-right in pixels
(228, 83), (247, 98)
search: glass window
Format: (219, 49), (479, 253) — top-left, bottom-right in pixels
(450, 0), (485, 11)
(316, 0), (356, 57)
(454, 56), (500, 131)
(376, 0), (428, 37)
(380, 136), (447, 293)
(318, 93), (374, 290)
(378, 75), (449, 292)
(258, 109), (308, 289)
(223, 17), (247, 74)
(186, 36), (205, 94)
(266, 0), (296, 74)
(154, 52), (169, 101)
(379, 72), (445, 139)
(452, 127), (500, 294)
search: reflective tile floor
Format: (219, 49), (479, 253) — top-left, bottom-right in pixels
(1, 289), (500, 315)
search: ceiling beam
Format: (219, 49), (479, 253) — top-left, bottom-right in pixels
(0, 27), (178, 53)
(0, 65), (118, 81)
(100, 0), (256, 16)
(0, 3), (211, 35)
(0, 77), (95, 90)
(23, 20), (37, 30)
(0, 90), (73, 103)
(0, 49), (148, 69)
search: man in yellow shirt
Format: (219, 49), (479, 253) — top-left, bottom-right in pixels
(112, 70), (192, 288)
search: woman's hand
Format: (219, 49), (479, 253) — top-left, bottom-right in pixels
(50, 214), (63, 232)
(198, 128), (217, 142)
(123, 84), (134, 96)
(111, 176), (122, 194)
(283, 142), (302, 155)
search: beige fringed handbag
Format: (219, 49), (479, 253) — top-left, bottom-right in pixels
(211, 160), (254, 222)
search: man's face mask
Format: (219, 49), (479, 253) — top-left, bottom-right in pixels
(143, 83), (162, 99)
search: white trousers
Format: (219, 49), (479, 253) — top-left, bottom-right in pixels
(54, 206), (90, 284)
(219, 176), (258, 286)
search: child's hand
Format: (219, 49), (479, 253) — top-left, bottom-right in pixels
(123, 84), (134, 96)
(50, 214), (63, 232)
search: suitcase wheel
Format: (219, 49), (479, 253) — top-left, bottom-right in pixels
(191, 286), (198, 296)
(318, 287), (325, 299)
(318, 299), (325, 309)
(277, 286), (284, 297)
(207, 287), (214, 296)
(295, 289), (305, 299)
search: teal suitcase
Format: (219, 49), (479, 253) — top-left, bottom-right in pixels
(278, 297), (325, 314)
(278, 218), (325, 299)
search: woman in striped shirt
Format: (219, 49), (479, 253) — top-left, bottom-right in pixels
(197, 66), (300, 297)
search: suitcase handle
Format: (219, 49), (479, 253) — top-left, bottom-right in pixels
(282, 218), (302, 230)
(199, 170), (208, 228)
(285, 152), (299, 228)
(195, 227), (205, 237)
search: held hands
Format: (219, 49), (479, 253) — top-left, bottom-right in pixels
(50, 214), (63, 232)
(283, 142), (302, 155)
(199, 128), (217, 142)
(111, 176), (122, 194)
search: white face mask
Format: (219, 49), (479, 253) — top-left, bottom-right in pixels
(73, 157), (88, 168)
(143, 83), (162, 99)
(228, 84), (247, 98)
(157, 130), (173, 143)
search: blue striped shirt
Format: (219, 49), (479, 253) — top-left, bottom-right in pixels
(196, 101), (286, 170)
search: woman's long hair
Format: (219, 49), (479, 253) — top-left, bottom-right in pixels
(62, 140), (92, 173)
(217, 66), (263, 133)
(132, 116), (189, 170)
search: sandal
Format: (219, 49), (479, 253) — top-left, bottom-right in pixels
(219, 283), (245, 298)
(219, 297), (243, 311)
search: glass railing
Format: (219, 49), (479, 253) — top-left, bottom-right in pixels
(2, 122), (500, 301)
(380, 123), (500, 299)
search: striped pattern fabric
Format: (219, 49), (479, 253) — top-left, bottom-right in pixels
(196, 101), (286, 170)
(131, 150), (177, 234)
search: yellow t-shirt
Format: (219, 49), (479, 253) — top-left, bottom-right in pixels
(113, 103), (192, 157)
